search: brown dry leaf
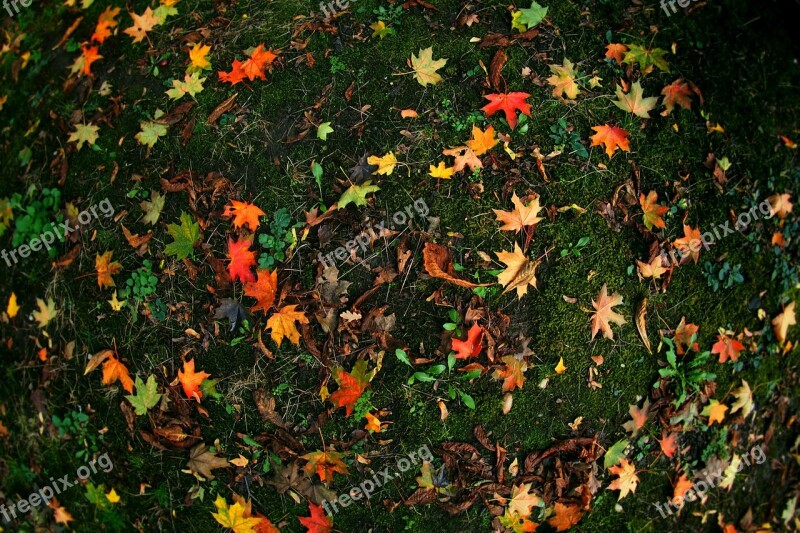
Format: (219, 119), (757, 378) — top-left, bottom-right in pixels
(187, 443), (229, 480)
(635, 298), (651, 353)
(590, 284), (626, 340)
(422, 242), (490, 289)
(496, 244), (538, 299)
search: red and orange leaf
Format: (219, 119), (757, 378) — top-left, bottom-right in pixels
(240, 45), (278, 81)
(223, 200), (265, 231)
(711, 333), (745, 363)
(672, 474), (694, 505)
(227, 236), (257, 283)
(605, 43), (628, 63)
(548, 502), (584, 531)
(639, 191), (668, 230)
(673, 225), (703, 264)
(674, 316), (699, 355)
(266, 304), (308, 346)
(465, 125), (498, 156)
(493, 355), (527, 392)
(590, 124), (630, 158)
(102, 354), (134, 393)
(661, 78), (694, 116)
(218, 59), (247, 85)
(244, 269), (278, 314)
(92, 7), (120, 44)
(328, 359), (371, 416)
(622, 399), (650, 436)
(481, 92), (532, 129)
(660, 431), (678, 459)
(80, 45), (103, 76)
(302, 450), (350, 483)
(96, 251), (122, 289)
(298, 503), (332, 533)
(178, 358), (211, 400)
(452, 323), (484, 359)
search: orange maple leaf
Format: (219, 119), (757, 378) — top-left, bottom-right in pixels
(590, 284), (626, 340)
(223, 200), (266, 231)
(266, 304), (309, 346)
(364, 412), (382, 432)
(328, 359), (371, 416)
(80, 45), (103, 76)
(452, 323), (484, 359)
(548, 502), (584, 531)
(218, 59), (247, 85)
(301, 450), (350, 483)
(442, 145), (483, 173)
(493, 193), (543, 233)
(493, 355), (527, 392)
(243, 269), (278, 314)
(92, 7), (121, 44)
(639, 191), (668, 230)
(96, 251), (122, 289)
(605, 43), (628, 63)
(465, 125), (498, 156)
(661, 78), (694, 116)
(123, 7), (160, 43)
(227, 236), (257, 283)
(102, 353), (134, 393)
(673, 224), (703, 264)
(178, 358), (211, 400)
(672, 474), (694, 505)
(659, 431), (678, 458)
(711, 333), (745, 363)
(608, 458), (639, 499)
(674, 316), (699, 355)
(218, 45), (278, 85)
(481, 92), (532, 129)
(622, 399), (649, 437)
(298, 503), (332, 533)
(590, 124), (630, 158)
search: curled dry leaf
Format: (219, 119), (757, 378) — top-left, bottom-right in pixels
(422, 242), (491, 289)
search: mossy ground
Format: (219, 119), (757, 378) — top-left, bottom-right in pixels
(1, 0), (799, 531)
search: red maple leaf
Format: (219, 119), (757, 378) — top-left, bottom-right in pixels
(328, 360), (371, 416)
(452, 323), (484, 359)
(481, 92), (532, 129)
(298, 503), (332, 533)
(227, 236), (257, 283)
(711, 333), (745, 363)
(218, 45), (278, 85)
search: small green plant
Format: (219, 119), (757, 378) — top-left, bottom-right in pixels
(258, 208), (298, 269)
(329, 56), (346, 75)
(654, 336), (716, 407)
(549, 118), (588, 158)
(442, 309), (463, 337)
(52, 410), (104, 461)
(9, 187), (64, 256)
(702, 261), (744, 292)
(398, 348), (478, 410)
(439, 97), (484, 132)
(561, 236), (590, 257)
(373, 4), (404, 25)
(119, 259), (158, 302)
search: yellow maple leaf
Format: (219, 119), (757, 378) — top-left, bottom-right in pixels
(507, 483), (541, 518)
(187, 43), (211, 73)
(365, 412), (382, 432)
(608, 458), (639, 499)
(367, 152), (398, 175)
(703, 399), (728, 426)
(108, 290), (126, 311)
(105, 488), (120, 503)
(33, 297), (58, 328)
(547, 59), (581, 99)
(267, 305), (309, 346)
(465, 125), (498, 156)
(68, 123), (100, 150)
(409, 47), (447, 86)
(428, 161), (455, 179)
(211, 495), (265, 533)
(493, 193), (543, 233)
(636, 256), (668, 280)
(496, 244), (538, 299)
(555, 357), (567, 374)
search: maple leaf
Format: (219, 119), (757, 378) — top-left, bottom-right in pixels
(140, 190), (165, 225)
(452, 323), (484, 359)
(636, 256), (668, 280)
(493, 355), (527, 392)
(496, 244), (539, 299)
(672, 474), (694, 505)
(50, 500), (74, 525)
(674, 316), (699, 355)
(772, 302), (796, 344)
(298, 503), (333, 533)
(267, 304), (309, 346)
(493, 193), (543, 232)
(227, 236), (257, 283)
(68, 123), (100, 150)
(547, 59), (581, 99)
(622, 44), (670, 74)
(165, 212), (201, 260)
(673, 224), (702, 264)
(92, 6), (120, 43)
(302, 450), (350, 483)
(590, 284), (626, 340)
(482, 92), (532, 129)
(712, 332), (745, 363)
(730, 379), (754, 417)
(165, 72), (206, 100)
(370, 21), (395, 39)
(33, 297), (58, 328)
(223, 200), (266, 231)
(240, 45), (278, 81)
(367, 152), (398, 175)
(79, 45), (102, 76)
(659, 431), (678, 459)
(514, 1), (548, 30)
(605, 43), (628, 63)
(211, 494), (264, 533)
(338, 180), (380, 208)
(329, 359), (372, 416)
(639, 191), (668, 230)
(125, 375), (162, 415)
(317, 121), (334, 141)
(218, 59), (247, 85)
(428, 161), (455, 179)
(507, 483), (541, 518)
(590, 124), (630, 158)
(465, 125), (498, 156)
(622, 399), (650, 437)
(135, 120), (168, 147)
(608, 458), (639, 499)
(102, 353), (134, 393)
(768, 193), (793, 219)
(244, 269), (277, 314)
(178, 359), (211, 400)
(96, 251), (122, 289)
(410, 47), (447, 86)
(613, 81), (659, 118)
(124, 7), (160, 43)
(661, 78), (694, 116)
(442, 146), (482, 173)
(187, 43), (211, 74)
(702, 399), (728, 426)
(187, 443), (228, 480)
(548, 502), (583, 531)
